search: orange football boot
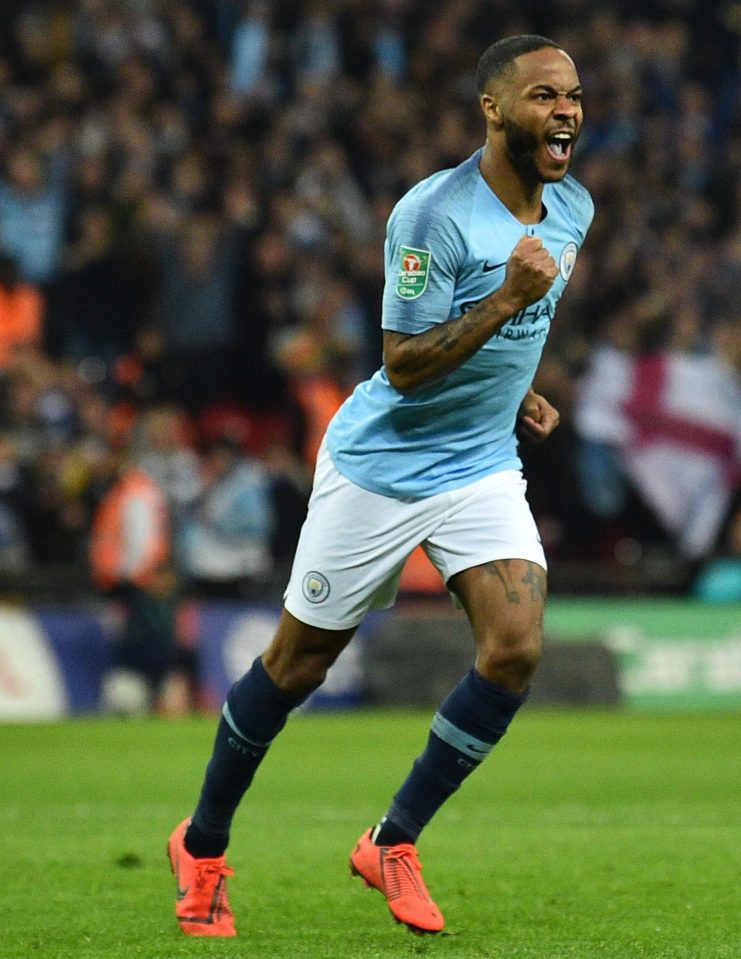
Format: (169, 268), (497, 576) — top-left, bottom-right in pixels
(167, 818), (237, 937)
(349, 828), (444, 934)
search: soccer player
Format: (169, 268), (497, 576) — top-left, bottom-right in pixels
(168, 34), (593, 937)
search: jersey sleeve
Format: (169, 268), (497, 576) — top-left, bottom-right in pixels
(381, 198), (466, 334)
(563, 176), (595, 245)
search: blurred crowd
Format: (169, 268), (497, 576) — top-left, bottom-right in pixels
(0, 0), (739, 606)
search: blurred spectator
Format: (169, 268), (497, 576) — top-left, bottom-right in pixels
(693, 503), (741, 603)
(230, 1), (274, 101)
(0, 432), (32, 575)
(0, 146), (69, 286)
(292, 1), (342, 82)
(573, 335), (636, 524)
(48, 205), (135, 364)
(88, 438), (179, 715)
(0, 254), (43, 367)
(113, 327), (175, 409)
(372, 0), (408, 84)
(176, 433), (275, 599)
(272, 272), (359, 468)
(133, 404), (202, 518)
(145, 208), (245, 411)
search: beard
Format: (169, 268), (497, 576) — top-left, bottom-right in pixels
(502, 116), (544, 182)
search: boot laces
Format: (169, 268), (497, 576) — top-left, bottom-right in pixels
(383, 845), (429, 902)
(194, 860), (234, 891)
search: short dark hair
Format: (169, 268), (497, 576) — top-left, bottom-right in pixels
(476, 35), (563, 93)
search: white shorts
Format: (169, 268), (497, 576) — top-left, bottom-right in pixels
(284, 442), (547, 630)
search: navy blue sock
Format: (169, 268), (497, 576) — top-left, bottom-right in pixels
(185, 657), (307, 857)
(375, 668), (527, 846)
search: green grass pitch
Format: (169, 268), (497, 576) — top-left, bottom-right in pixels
(3, 709), (739, 958)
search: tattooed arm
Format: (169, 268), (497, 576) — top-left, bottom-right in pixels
(383, 235), (558, 395)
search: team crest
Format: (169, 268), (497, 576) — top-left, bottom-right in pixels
(302, 571), (330, 604)
(559, 242), (578, 281)
(396, 246), (432, 300)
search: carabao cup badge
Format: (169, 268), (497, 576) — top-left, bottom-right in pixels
(302, 571), (330, 604)
(396, 246), (432, 299)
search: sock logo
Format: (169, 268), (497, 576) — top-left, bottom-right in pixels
(431, 712), (495, 761)
(228, 736), (260, 757)
(302, 571), (330, 604)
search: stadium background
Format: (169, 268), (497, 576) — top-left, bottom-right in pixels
(0, 0), (738, 719)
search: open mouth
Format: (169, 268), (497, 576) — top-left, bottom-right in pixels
(546, 132), (573, 162)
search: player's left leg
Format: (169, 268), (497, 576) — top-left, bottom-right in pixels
(370, 558), (545, 843)
(353, 469), (547, 929)
(351, 558), (545, 933)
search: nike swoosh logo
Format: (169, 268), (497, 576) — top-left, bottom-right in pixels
(482, 260), (506, 273)
(467, 744), (489, 755)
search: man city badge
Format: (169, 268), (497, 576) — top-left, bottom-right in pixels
(302, 571), (330, 603)
(396, 246), (432, 299)
(559, 241), (578, 281)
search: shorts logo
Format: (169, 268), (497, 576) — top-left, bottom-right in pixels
(559, 242), (578, 281)
(396, 246), (432, 300)
(302, 571), (330, 604)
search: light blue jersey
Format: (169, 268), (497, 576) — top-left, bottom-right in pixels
(326, 148), (594, 499)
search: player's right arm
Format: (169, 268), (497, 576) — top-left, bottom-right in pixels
(384, 235), (557, 395)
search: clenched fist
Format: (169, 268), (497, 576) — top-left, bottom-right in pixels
(499, 235), (558, 312)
